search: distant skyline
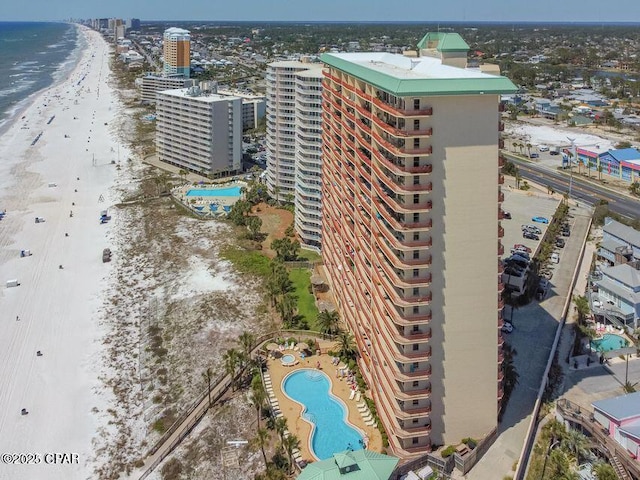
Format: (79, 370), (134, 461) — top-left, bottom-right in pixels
(2, 0), (640, 23)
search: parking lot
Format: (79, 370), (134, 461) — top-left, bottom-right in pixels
(469, 184), (593, 479)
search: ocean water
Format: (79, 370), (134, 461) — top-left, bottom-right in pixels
(0, 22), (79, 130)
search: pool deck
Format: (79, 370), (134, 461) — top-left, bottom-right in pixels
(265, 349), (383, 463)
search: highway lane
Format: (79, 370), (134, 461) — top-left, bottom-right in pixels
(503, 153), (640, 221)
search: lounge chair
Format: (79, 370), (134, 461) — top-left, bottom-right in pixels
(356, 401), (366, 409)
(349, 390), (356, 400)
(355, 391), (361, 402)
(365, 419), (377, 427)
(362, 413), (373, 422)
(358, 404), (369, 413)
(293, 451), (302, 460)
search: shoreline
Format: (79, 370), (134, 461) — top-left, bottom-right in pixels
(0, 26), (132, 480)
(0, 22), (84, 138)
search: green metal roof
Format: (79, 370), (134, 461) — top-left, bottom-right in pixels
(320, 53), (517, 97)
(417, 32), (470, 52)
(297, 450), (399, 480)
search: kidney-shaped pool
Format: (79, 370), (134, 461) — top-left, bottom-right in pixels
(282, 369), (363, 460)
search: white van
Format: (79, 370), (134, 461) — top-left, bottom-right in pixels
(539, 145), (549, 152)
(551, 252), (560, 264)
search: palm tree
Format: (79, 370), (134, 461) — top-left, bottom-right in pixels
(317, 309), (340, 335)
(223, 348), (240, 391)
(276, 293), (297, 326)
(250, 376), (267, 428)
(178, 169), (188, 184)
(597, 164), (603, 181)
(561, 429), (590, 465)
(252, 427), (270, 469)
(239, 331), (256, 362)
(573, 295), (590, 325)
(629, 181), (640, 197)
(526, 143), (532, 158)
(334, 331), (358, 361)
(512, 141), (518, 153)
(282, 434), (301, 473)
(273, 417), (288, 444)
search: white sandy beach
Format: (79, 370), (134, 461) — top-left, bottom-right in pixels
(0, 26), (129, 479)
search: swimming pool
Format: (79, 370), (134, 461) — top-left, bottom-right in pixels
(282, 369), (363, 460)
(185, 186), (242, 197)
(591, 333), (628, 352)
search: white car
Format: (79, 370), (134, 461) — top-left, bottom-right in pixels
(592, 300), (602, 309)
(501, 322), (514, 333)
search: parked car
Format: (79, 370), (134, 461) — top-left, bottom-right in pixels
(501, 322), (514, 333)
(551, 252), (560, 264)
(506, 256), (528, 270)
(561, 228), (571, 237)
(522, 224), (542, 234)
(512, 251), (530, 262)
(503, 211), (512, 219)
(523, 231), (539, 240)
(555, 238), (565, 248)
(532, 216), (549, 224)
(539, 278), (549, 290)
(529, 153), (539, 159)
(512, 244), (532, 253)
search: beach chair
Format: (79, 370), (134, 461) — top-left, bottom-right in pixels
(356, 401), (366, 409)
(357, 404), (369, 412)
(361, 413), (373, 422)
(355, 391), (361, 402)
(365, 419), (377, 427)
(349, 390), (356, 400)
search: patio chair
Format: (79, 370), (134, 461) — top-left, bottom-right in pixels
(358, 404), (369, 413)
(356, 401), (366, 409)
(349, 390), (356, 400)
(365, 419), (377, 427)
(355, 391), (361, 402)
(362, 413), (373, 422)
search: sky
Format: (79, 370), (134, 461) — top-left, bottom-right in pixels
(3, 0), (640, 23)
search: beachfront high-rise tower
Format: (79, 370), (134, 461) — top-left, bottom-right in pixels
(265, 60), (324, 251)
(320, 32), (517, 458)
(163, 27), (190, 78)
(156, 86), (242, 177)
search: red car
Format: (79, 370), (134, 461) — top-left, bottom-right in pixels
(512, 244), (532, 253)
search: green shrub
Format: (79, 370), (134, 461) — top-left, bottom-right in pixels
(441, 445), (456, 458)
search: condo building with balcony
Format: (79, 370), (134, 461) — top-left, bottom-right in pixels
(319, 32), (516, 458)
(266, 60), (324, 250)
(156, 86), (242, 177)
(163, 27), (190, 78)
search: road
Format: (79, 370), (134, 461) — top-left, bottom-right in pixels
(503, 152), (640, 220)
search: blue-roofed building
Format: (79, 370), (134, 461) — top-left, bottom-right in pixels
(592, 392), (640, 460)
(598, 148), (640, 182)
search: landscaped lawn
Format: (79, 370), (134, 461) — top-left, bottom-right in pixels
(289, 268), (319, 329)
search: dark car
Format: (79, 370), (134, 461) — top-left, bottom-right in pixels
(561, 228), (571, 237)
(503, 211), (512, 219)
(530, 153), (539, 158)
(556, 238), (565, 248)
(523, 231), (539, 240)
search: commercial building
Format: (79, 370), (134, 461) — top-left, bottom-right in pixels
(265, 60), (324, 250)
(163, 28), (190, 78)
(140, 74), (195, 104)
(156, 86), (242, 177)
(319, 32), (516, 457)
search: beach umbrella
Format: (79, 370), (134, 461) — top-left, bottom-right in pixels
(296, 342), (309, 351)
(310, 274), (324, 286)
(265, 342), (279, 351)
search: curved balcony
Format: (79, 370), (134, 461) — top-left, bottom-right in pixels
(371, 288), (432, 327)
(355, 89), (372, 102)
(357, 119), (372, 137)
(374, 199), (432, 232)
(356, 148), (372, 168)
(372, 97), (433, 117)
(372, 176), (433, 213)
(498, 242), (504, 256)
(499, 190), (505, 202)
(499, 139), (505, 149)
(376, 237), (432, 270)
(342, 81), (355, 94)
(499, 174), (505, 184)
(373, 247), (432, 288)
(372, 148), (432, 177)
(343, 95), (356, 108)
(344, 108), (356, 123)
(499, 155), (505, 167)
(374, 218), (432, 250)
(372, 115), (433, 138)
(498, 224), (504, 238)
(499, 121), (505, 132)
(355, 102), (372, 119)
(372, 158), (432, 194)
(321, 90), (341, 110)
(373, 130), (433, 157)
(375, 271), (432, 308)
(323, 71), (342, 85)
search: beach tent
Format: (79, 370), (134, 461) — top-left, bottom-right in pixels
(297, 449), (399, 480)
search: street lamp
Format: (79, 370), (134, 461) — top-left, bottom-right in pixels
(567, 137), (576, 202)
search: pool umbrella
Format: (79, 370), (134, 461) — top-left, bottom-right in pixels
(310, 274), (324, 286)
(297, 342), (309, 351)
(265, 342), (279, 351)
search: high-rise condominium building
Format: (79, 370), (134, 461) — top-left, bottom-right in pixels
(320, 32), (516, 458)
(156, 87), (242, 177)
(163, 28), (190, 78)
(265, 60), (324, 250)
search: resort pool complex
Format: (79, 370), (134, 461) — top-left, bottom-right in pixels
(186, 186), (242, 197)
(591, 334), (628, 352)
(283, 369), (363, 460)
